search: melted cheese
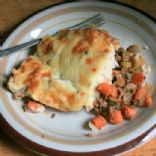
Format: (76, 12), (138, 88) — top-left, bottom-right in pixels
(37, 28), (120, 111)
(8, 56), (83, 111)
(8, 28), (120, 112)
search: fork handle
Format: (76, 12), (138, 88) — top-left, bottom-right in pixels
(0, 38), (41, 57)
(0, 13), (103, 57)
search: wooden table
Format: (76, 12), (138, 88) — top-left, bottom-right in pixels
(0, 0), (156, 155)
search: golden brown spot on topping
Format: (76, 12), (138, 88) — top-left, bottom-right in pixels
(62, 39), (69, 44)
(99, 44), (110, 52)
(68, 94), (76, 104)
(25, 57), (33, 62)
(59, 29), (69, 40)
(28, 79), (40, 94)
(45, 41), (53, 53)
(80, 92), (85, 96)
(25, 68), (39, 83)
(87, 29), (103, 44)
(105, 37), (112, 43)
(72, 41), (88, 54)
(20, 65), (27, 73)
(91, 67), (97, 72)
(49, 91), (58, 103)
(41, 38), (53, 54)
(85, 28), (120, 53)
(38, 93), (45, 101)
(48, 91), (64, 109)
(24, 67), (42, 93)
(86, 58), (94, 64)
(25, 57), (42, 69)
(74, 29), (83, 35)
(41, 71), (52, 77)
(87, 29), (98, 44)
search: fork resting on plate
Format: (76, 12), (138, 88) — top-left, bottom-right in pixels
(0, 13), (105, 57)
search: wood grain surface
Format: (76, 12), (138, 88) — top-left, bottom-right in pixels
(0, 0), (156, 155)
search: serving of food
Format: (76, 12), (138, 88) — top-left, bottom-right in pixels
(8, 28), (119, 112)
(89, 43), (154, 130)
(1, 1), (156, 155)
(8, 28), (154, 130)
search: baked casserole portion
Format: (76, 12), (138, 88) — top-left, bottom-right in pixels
(8, 28), (120, 112)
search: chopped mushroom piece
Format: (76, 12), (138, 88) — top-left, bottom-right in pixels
(109, 109), (123, 124)
(127, 44), (143, 53)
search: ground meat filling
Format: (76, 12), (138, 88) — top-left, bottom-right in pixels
(91, 45), (154, 128)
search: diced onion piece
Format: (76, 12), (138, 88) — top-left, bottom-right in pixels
(121, 61), (132, 69)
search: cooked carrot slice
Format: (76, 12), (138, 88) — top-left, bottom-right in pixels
(72, 41), (88, 53)
(91, 115), (107, 129)
(88, 29), (100, 44)
(134, 88), (147, 100)
(144, 95), (153, 107)
(27, 101), (39, 112)
(109, 110), (123, 124)
(41, 71), (52, 77)
(98, 82), (114, 96)
(132, 72), (144, 84)
(122, 106), (136, 119)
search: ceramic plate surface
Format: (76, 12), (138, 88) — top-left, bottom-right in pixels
(0, 1), (156, 155)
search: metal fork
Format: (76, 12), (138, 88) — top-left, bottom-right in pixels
(0, 13), (105, 57)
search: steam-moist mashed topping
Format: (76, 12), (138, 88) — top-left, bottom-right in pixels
(8, 56), (82, 111)
(8, 28), (120, 112)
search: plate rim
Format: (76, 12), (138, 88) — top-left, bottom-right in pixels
(0, 0), (156, 155)
(0, 113), (156, 155)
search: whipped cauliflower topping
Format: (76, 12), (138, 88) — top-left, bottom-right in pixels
(8, 28), (120, 112)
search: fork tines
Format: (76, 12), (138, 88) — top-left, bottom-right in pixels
(69, 13), (105, 30)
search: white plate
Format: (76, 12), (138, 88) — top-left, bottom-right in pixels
(0, 1), (156, 155)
